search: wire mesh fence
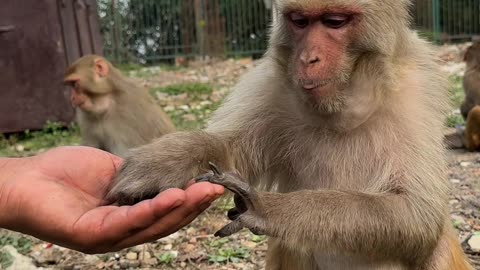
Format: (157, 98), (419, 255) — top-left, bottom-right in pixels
(412, 0), (480, 43)
(98, 0), (480, 64)
(98, 0), (271, 64)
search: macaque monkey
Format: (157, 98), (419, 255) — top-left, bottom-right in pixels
(63, 55), (175, 156)
(465, 105), (480, 151)
(107, 0), (473, 269)
(460, 41), (480, 120)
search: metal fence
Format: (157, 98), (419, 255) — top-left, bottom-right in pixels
(98, 0), (272, 63)
(98, 0), (480, 64)
(412, 0), (480, 42)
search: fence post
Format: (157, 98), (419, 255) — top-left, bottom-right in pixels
(432, 0), (441, 44)
(194, 0), (205, 58)
(111, 0), (120, 62)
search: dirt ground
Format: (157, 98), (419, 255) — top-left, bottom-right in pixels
(1, 43), (479, 269)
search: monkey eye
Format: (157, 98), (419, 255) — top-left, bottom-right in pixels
(321, 14), (350, 29)
(288, 12), (309, 28)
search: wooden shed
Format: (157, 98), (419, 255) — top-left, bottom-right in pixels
(0, 0), (103, 133)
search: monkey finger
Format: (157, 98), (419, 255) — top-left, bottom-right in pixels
(219, 174), (260, 211)
(227, 207), (242, 220)
(194, 171), (214, 183)
(214, 220), (244, 238)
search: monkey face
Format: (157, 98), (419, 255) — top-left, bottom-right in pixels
(276, 4), (360, 114)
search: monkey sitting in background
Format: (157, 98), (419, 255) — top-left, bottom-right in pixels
(64, 55), (175, 157)
(465, 105), (480, 151)
(446, 42), (480, 150)
(461, 41), (480, 120)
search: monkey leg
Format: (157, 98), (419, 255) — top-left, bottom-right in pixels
(195, 162), (267, 237)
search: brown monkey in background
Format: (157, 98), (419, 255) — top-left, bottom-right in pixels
(465, 105), (480, 151)
(460, 41), (480, 120)
(460, 42), (480, 151)
(64, 55), (175, 157)
(107, 0), (473, 269)
(445, 42), (480, 149)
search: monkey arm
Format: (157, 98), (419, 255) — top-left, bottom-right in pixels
(106, 131), (235, 205)
(199, 170), (446, 263)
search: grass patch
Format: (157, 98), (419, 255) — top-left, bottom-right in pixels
(208, 247), (250, 264)
(0, 250), (13, 269)
(0, 121), (80, 157)
(166, 101), (221, 131)
(446, 75), (465, 128)
(152, 83), (213, 98)
(0, 235), (32, 255)
(448, 75), (465, 108)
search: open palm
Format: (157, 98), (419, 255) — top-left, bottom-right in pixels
(0, 146), (223, 253)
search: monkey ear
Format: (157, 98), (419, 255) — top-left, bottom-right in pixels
(94, 59), (110, 77)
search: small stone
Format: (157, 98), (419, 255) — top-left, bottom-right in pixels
(128, 260), (141, 268)
(73, 265), (83, 270)
(114, 253), (120, 260)
(85, 255), (100, 264)
(182, 114), (197, 121)
(468, 234), (480, 253)
(242, 241), (257, 249)
(186, 227), (196, 235)
(179, 105), (190, 111)
(449, 199), (459, 205)
(163, 105), (175, 112)
(15, 144), (25, 152)
(184, 244), (195, 252)
(141, 251), (152, 260)
(126, 252), (138, 260)
(180, 262), (187, 268)
(119, 259), (129, 269)
(132, 245), (144, 252)
(450, 179), (461, 184)
(460, 162), (471, 167)
(144, 258), (158, 266)
(163, 244), (173, 251)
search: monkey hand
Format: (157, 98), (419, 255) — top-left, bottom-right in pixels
(195, 163), (270, 237)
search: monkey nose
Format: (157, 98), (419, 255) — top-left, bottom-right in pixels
(300, 54), (320, 65)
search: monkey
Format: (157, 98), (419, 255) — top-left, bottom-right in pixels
(63, 55), (176, 157)
(106, 0), (473, 269)
(464, 105), (480, 151)
(460, 41), (480, 120)
(444, 42), (480, 150)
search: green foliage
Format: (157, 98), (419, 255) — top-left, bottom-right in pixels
(0, 235), (32, 255)
(0, 122), (80, 157)
(449, 75), (465, 108)
(156, 252), (177, 265)
(446, 114), (464, 128)
(250, 234), (266, 243)
(152, 83), (213, 97)
(446, 75), (465, 128)
(0, 250), (13, 269)
(208, 247), (250, 264)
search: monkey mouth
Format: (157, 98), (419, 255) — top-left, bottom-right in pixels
(299, 79), (331, 91)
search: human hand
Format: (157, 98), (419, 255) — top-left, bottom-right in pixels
(0, 146), (224, 253)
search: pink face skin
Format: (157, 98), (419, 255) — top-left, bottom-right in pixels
(285, 7), (361, 102)
(65, 79), (94, 111)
